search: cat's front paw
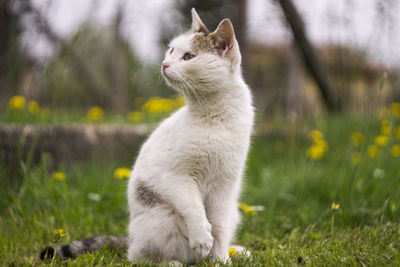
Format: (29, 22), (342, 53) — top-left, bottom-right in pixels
(189, 221), (214, 258)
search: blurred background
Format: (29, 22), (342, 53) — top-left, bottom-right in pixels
(1, 0), (400, 169)
(1, 0), (399, 118)
(2, 2), (400, 264)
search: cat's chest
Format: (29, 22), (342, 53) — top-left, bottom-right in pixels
(171, 120), (248, 178)
(139, 107), (251, 180)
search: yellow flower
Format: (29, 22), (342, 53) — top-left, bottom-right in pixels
(314, 138), (328, 151)
(381, 120), (391, 136)
(331, 202), (340, 211)
(228, 247), (237, 257)
(307, 145), (325, 160)
(127, 111), (144, 123)
(351, 132), (364, 147)
(391, 102), (400, 118)
(114, 167), (131, 179)
(9, 95), (25, 109)
(143, 97), (175, 114)
(395, 126), (400, 140)
(391, 145), (400, 157)
(367, 145), (379, 158)
(309, 130), (323, 141)
(87, 106), (104, 121)
(53, 171), (65, 181)
(375, 135), (389, 147)
(238, 202), (264, 215)
(28, 100), (40, 114)
(54, 229), (67, 238)
(352, 152), (361, 165)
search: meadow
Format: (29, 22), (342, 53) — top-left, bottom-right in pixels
(1, 97), (400, 266)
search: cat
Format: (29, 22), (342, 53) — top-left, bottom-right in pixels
(40, 8), (254, 265)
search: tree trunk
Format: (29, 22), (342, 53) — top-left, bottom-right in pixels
(278, 0), (336, 112)
(111, 5), (127, 111)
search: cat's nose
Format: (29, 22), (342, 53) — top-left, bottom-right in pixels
(162, 62), (170, 71)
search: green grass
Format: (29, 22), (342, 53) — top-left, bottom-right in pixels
(1, 115), (400, 266)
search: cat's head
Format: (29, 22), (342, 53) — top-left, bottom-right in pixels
(161, 8), (241, 97)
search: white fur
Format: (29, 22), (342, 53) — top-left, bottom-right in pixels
(127, 10), (254, 264)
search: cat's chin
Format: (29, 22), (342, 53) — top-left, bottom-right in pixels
(162, 73), (181, 92)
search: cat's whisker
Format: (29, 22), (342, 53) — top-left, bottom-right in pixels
(181, 74), (207, 105)
(157, 73), (165, 87)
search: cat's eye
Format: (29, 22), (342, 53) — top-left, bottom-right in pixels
(169, 48), (174, 55)
(183, 52), (195, 61)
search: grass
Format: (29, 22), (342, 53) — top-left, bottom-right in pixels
(1, 114), (400, 266)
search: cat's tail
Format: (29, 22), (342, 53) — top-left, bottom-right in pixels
(40, 235), (127, 260)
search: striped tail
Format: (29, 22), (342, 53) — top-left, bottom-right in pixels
(40, 235), (127, 260)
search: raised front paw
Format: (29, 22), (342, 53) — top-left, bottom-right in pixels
(189, 221), (214, 258)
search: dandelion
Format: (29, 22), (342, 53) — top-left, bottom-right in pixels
(54, 229), (67, 243)
(127, 111), (144, 123)
(54, 229), (67, 237)
(143, 97), (174, 114)
(351, 132), (364, 147)
(28, 100), (40, 114)
(87, 106), (104, 121)
(331, 202), (340, 212)
(53, 171), (65, 181)
(9, 95), (25, 109)
(352, 152), (361, 165)
(114, 167), (131, 179)
(238, 202), (264, 215)
(307, 145), (325, 160)
(391, 102), (400, 118)
(309, 130), (323, 141)
(307, 129), (328, 160)
(367, 145), (379, 158)
(314, 138), (328, 151)
(375, 135), (389, 147)
(54, 229), (67, 241)
(395, 126), (400, 140)
(228, 247), (237, 257)
(330, 202), (339, 235)
(391, 145), (400, 157)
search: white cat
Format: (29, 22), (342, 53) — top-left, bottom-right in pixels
(127, 8), (254, 264)
(39, 8), (254, 265)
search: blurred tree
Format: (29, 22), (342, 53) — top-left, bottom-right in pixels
(0, 0), (30, 107)
(111, 4), (127, 111)
(277, 0), (336, 112)
(18, 0), (111, 107)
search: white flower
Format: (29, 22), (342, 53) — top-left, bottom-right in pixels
(88, 193), (101, 202)
(373, 168), (385, 179)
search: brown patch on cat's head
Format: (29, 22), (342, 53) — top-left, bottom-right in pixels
(192, 33), (217, 54)
(191, 19), (236, 56)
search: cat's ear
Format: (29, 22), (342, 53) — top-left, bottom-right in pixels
(213, 19), (235, 56)
(191, 8), (209, 34)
